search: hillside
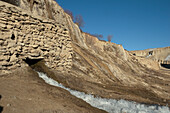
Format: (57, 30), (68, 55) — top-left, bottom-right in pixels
(0, 0), (170, 113)
(131, 47), (170, 69)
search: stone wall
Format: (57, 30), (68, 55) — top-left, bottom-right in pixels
(0, 2), (73, 74)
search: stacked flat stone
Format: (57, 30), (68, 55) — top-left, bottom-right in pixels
(0, 4), (73, 74)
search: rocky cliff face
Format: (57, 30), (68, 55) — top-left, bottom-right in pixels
(0, 0), (170, 110)
(19, 0), (87, 47)
(20, 0), (67, 23)
(131, 47), (170, 65)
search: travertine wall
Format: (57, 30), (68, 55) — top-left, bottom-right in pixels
(0, 2), (73, 74)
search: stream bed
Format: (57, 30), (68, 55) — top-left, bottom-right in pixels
(37, 72), (170, 113)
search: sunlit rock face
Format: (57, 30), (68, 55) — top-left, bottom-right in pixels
(19, 0), (88, 48)
(19, 0), (67, 23)
(131, 47), (170, 64)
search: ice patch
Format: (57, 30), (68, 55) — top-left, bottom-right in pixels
(37, 72), (170, 113)
(165, 55), (170, 61)
(146, 54), (152, 58)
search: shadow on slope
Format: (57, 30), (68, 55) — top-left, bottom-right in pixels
(23, 59), (106, 112)
(23, 53), (169, 107)
(0, 95), (3, 113)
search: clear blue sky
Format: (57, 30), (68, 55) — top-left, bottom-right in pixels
(56, 0), (170, 51)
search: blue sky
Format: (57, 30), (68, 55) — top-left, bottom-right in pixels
(56, 0), (170, 51)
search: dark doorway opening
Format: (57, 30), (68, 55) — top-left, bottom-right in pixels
(0, 107), (3, 113)
(161, 64), (170, 69)
(148, 51), (153, 55)
(24, 57), (43, 66)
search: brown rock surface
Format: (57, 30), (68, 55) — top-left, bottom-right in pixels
(59, 41), (170, 107)
(131, 47), (170, 64)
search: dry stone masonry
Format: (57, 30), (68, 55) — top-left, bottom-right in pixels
(0, 3), (73, 74)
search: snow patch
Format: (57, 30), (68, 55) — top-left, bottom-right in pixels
(165, 55), (170, 61)
(37, 72), (170, 113)
(146, 54), (152, 58)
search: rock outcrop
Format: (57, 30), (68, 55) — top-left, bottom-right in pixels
(20, 0), (87, 48)
(131, 47), (170, 65)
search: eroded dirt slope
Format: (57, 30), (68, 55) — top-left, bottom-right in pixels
(0, 65), (106, 113)
(52, 34), (170, 107)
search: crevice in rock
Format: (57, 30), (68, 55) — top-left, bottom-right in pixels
(16, 53), (19, 57)
(64, 28), (67, 31)
(6, 58), (10, 62)
(161, 64), (170, 69)
(11, 33), (15, 40)
(148, 51), (153, 55)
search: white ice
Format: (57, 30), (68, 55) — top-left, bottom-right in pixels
(37, 72), (170, 113)
(165, 55), (170, 61)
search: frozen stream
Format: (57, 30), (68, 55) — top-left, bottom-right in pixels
(37, 72), (170, 113)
